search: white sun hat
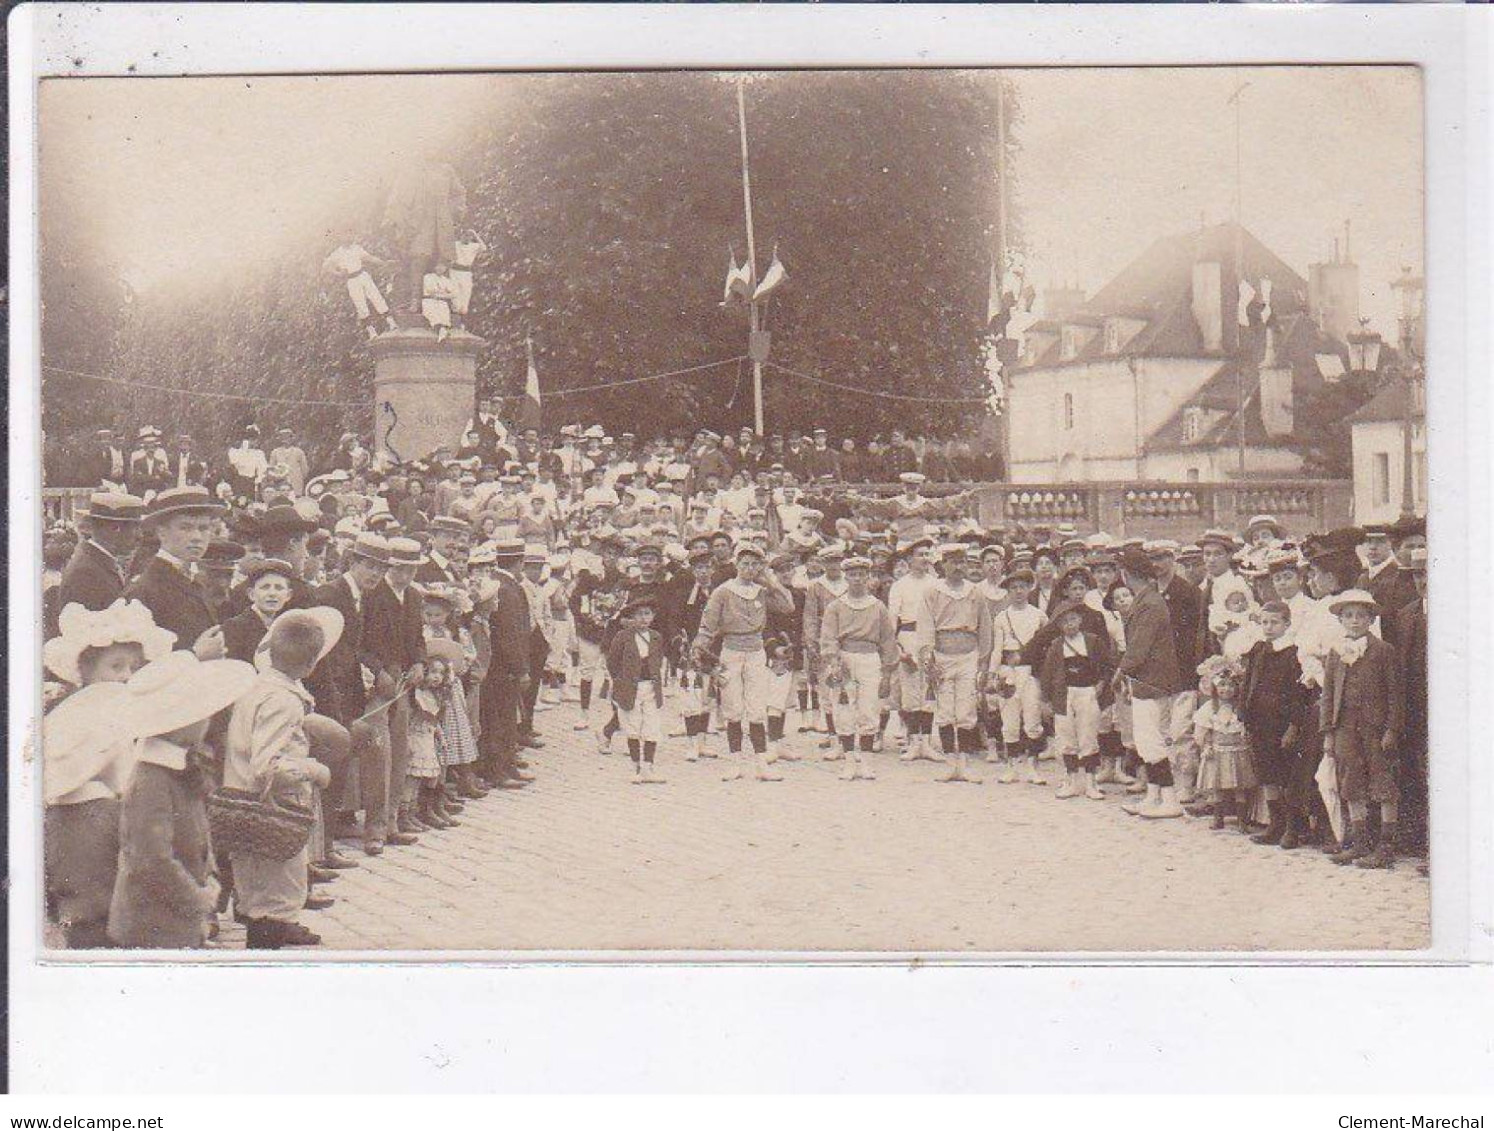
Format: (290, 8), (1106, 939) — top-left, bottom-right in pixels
(43, 600), (177, 687)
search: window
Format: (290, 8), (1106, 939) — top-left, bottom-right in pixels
(1104, 321), (1121, 354)
(1063, 393), (1074, 430)
(1061, 327), (1078, 360)
(1183, 407), (1203, 443)
(1186, 467), (1201, 482)
(1373, 452), (1391, 506)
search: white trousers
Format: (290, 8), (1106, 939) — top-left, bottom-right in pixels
(450, 268), (474, 315)
(577, 638), (606, 683)
(1130, 693), (1176, 765)
(932, 650), (980, 729)
(345, 271), (389, 319)
(998, 666), (1044, 743)
(1054, 685), (1101, 760)
(834, 652), (883, 737)
(719, 648), (769, 725)
(893, 632), (927, 710)
(618, 682), (663, 742)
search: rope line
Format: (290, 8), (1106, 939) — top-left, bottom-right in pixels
(764, 360), (993, 405)
(42, 354), (752, 407)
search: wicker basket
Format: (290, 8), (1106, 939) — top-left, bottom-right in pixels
(207, 784), (315, 861)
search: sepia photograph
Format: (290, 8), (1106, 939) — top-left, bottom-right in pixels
(32, 62), (1432, 957)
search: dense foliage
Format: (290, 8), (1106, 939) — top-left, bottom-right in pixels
(42, 70), (1014, 465)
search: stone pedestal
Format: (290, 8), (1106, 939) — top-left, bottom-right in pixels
(370, 329), (486, 464)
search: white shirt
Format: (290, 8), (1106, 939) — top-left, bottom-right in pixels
(324, 244), (371, 276)
(886, 572), (936, 629)
(993, 602), (1046, 662)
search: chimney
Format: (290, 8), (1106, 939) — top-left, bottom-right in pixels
(1192, 260), (1223, 352)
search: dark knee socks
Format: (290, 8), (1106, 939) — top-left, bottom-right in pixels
(839, 734), (855, 753)
(938, 723), (956, 753)
(579, 680), (593, 711)
(748, 722), (767, 754)
(685, 712), (709, 737)
(726, 720), (744, 753)
(859, 734), (875, 753)
(767, 714), (786, 742)
(957, 727), (981, 755)
(1148, 759), (1174, 787)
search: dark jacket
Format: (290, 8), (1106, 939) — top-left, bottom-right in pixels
(1036, 629), (1116, 715)
(606, 628), (666, 711)
(364, 580), (426, 675)
(481, 571), (532, 684)
(305, 575), (368, 723)
(1161, 572), (1204, 679)
(124, 555), (217, 654)
(107, 750), (216, 949)
(1117, 584), (1183, 698)
(58, 540), (127, 618)
(222, 608), (272, 664)
(1392, 599), (1428, 751)
(1321, 634), (1404, 740)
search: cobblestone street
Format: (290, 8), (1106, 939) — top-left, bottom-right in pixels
(212, 693), (1430, 955)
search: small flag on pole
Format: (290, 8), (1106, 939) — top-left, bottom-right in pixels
(751, 246), (787, 302)
(1237, 279), (1257, 328)
(522, 334), (543, 432)
(1258, 277), (1273, 325)
(721, 249), (754, 306)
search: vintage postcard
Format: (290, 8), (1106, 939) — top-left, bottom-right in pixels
(32, 63), (1430, 956)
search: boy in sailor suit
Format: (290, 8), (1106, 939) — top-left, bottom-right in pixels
(992, 566), (1048, 785)
(886, 538), (939, 763)
(818, 556), (898, 781)
(915, 544), (994, 784)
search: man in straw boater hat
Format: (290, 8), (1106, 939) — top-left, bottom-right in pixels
(304, 532), (397, 860)
(1319, 588), (1405, 870)
(106, 651), (259, 949)
(913, 542), (994, 784)
(692, 540), (796, 781)
(476, 539), (537, 791)
(817, 554), (898, 782)
(124, 486), (228, 662)
(365, 536), (431, 838)
(58, 492), (145, 616)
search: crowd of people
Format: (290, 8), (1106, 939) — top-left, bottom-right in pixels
(43, 418), (1005, 497)
(39, 414), (1430, 951)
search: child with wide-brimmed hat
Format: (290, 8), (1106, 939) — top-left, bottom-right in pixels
(42, 600), (177, 948)
(108, 652), (258, 949)
(224, 609), (345, 949)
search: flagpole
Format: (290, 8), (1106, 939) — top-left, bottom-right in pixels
(1230, 76), (1249, 476)
(994, 75), (1011, 481)
(737, 78), (765, 437)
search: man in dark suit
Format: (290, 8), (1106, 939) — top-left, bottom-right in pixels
(1391, 547), (1429, 861)
(1358, 524), (1418, 636)
(417, 516), (469, 585)
(127, 426), (174, 497)
(78, 430), (128, 489)
(364, 537), (429, 836)
(477, 540), (534, 789)
(57, 492), (144, 621)
(123, 487), (226, 659)
(305, 532), (409, 858)
(167, 434), (209, 489)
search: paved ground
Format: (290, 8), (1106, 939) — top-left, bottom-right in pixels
(218, 695), (1430, 954)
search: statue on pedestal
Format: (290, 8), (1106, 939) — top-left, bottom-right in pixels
(382, 158), (468, 322)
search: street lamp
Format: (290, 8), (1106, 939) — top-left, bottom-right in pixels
(1391, 268), (1426, 518)
(1347, 317), (1382, 375)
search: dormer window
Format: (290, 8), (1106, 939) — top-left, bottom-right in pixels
(1183, 406), (1205, 443)
(1060, 326), (1080, 361)
(1104, 321), (1121, 354)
